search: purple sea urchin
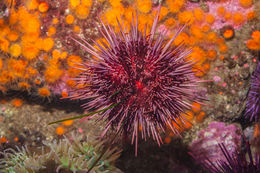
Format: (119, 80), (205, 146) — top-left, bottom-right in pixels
(70, 8), (205, 154)
(245, 61), (260, 122)
(193, 140), (260, 173)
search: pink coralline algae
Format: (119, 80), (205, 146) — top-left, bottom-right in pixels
(186, 0), (254, 30)
(189, 121), (242, 164)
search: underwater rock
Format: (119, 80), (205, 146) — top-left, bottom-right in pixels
(192, 139), (260, 173)
(189, 121), (242, 165)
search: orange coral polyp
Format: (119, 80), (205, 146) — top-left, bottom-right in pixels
(27, 67), (37, 76)
(137, 0), (152, 13)
(22, 32), (40, 43)
(193, 8), (204, 21)
(62, 119), (74, 126)
(178, 11), (194, 25)
(52, 18), (59, 24)
(201, 25), (210, 33)
(138, 14), (153, 31)
(223, 29), (234, 39)
(239, 0), (252, 8)
(109, 0), (122, 7)
(167, 0), (185, 14)
(67, 55), (82, 66)
(42, 38), (54, 52)
(9, 10), (19, 25)
(25, 0), (39, 10)
(203, 63), (210, 72)
(75, 5), (90, 19)
(47, 27), (56, 37)
(66, 79), (76, 88)
(219, 44), (228, 53)
(66, 15), (75, 24)
(34, 79), (41, 85)
(124, 7), (134, 22)
(233, 12), (244, 25)
(182, 111), (194, 122)
(38, 2), (49, 13)
(12, 98), (23, 107)
(196, 111), (206, 123)
(0, 26), (11, 37)
(164, 18), (176, 28)
(45, 65), (63, 83)
(7, 31), (19, 41)
(61, 91), (69, 98)
(18, 82), (31, 90)
(0, 38), (10, 52)
(38, 87), (51, 97)
(74, 25), (81, 33)
(224, 12), (232, 21)
(188, 47), (206, 65)
(0, 19), (4, 26)
(22, 42), (39, 60)
(254, 124), (260, 138)
(18, 9), (40, 34)
(103, 7), (123, 28)
(206, 14), (215, 24)
(9, 44), (22, 57)
(60, 52), (68, 59)
(207, 32), (217, 43)
(0, 59), (3, 69)
(179, 111), (193, 129)
(190, 26), (203, 39)
(0, 136), (7, 143)
(52, 49), (61, 59)
(247, 40), (259, 50)
(192, 102), (201, 113)
(174, 32), (189, 45)
(192, 66), (204, 77)
(157, 6), (168, 21)
(56, 126), (65, 135)
(247, 11), (256, 20)
(252, 31), (260, 41)
(70, 0), (80, 8)
(207, 50), (217, 60)
(8, 59), (27, 75)
(81, 0), (92, 7)
(217, 6), (226, 16)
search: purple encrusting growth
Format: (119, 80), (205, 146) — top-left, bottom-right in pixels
(245, 61), (260, 122)
(193, 140), (260, 173)
(70, 8), (205, 155)
(190, 122), (242, 165)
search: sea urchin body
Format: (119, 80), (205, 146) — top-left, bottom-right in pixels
(71, 8), (205, 154)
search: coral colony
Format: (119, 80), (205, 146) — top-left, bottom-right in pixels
(68, 7), (205, 155)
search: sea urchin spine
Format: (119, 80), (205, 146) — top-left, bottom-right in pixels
(245, 61), (260, 122)
(192, 140), (260, 173)
(70, 7), (206, 155)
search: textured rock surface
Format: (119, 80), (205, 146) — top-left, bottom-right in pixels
(189, 121), (242, 164)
